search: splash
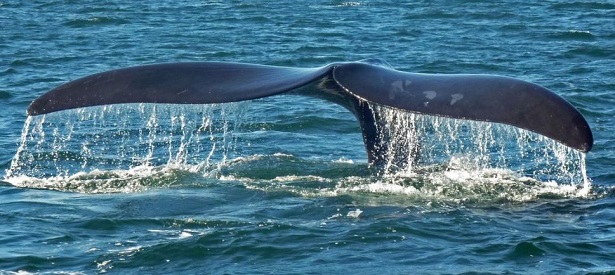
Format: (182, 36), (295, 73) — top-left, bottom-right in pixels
(231, 103), (593, 203)
(4, 99), (592, 200)
(5, 102), (249, 192)
(371, 104), (589, 182)
(367, 104), (592, 200)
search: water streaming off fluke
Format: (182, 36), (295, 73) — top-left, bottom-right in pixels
(6, 102), (250, 192)
(5, 98), (592, 201)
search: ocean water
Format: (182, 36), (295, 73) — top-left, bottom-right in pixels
(1, 1), (614, 274)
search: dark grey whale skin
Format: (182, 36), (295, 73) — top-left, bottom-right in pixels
(28, 59), (593, 166)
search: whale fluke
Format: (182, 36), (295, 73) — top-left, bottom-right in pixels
(27, 62), (332, 115)
(27, 60), (593, 165)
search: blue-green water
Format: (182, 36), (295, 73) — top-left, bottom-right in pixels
(1, 1), (614, 274)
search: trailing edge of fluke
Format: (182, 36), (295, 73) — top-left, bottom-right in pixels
(27, 59), (593, 165)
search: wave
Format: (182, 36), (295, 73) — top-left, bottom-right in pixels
(63, 17), (129, 28)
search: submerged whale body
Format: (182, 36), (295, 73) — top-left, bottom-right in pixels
(27, 59), (593, 166)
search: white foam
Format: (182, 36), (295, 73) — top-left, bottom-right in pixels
(347, 208), (363, 218)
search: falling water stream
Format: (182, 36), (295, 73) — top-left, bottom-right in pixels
(4, 98), (592, 203)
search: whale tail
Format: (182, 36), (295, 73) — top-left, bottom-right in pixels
(27, 60), (593, 165)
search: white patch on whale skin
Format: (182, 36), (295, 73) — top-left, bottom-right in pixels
(423, 90), (437, 100)
(422, 91), (437, 107)
(450, 93), (464, 105)
(389, 79), (415, 99)
(389, 80), (404, 99)
(391, 80), (404, 91)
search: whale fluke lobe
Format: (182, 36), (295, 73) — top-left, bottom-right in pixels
(332, 62), (593, 153)
(27, 62), (332, 116)
(27, 60), (593, 165)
